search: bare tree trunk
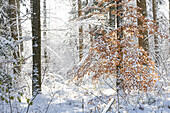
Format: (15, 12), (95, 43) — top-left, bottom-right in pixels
(9, 0), (17, 47)
(116, 0), (123, 112)
(137, 0), (149, 52)
(86, 0), (94, 45)
(43, 0), (48, 63)
(30, 0), (41, 96)
(9, 0), (20, 73)
(152, 0), (159, 65)
(169, 0), (170, 55)
(78, 0), (83, 61)
(0, 0), (3, 36)
(16, 0), (23, 53)
(108, 0), (115, 27)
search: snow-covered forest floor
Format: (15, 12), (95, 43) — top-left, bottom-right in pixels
(23, 76), (170, 113)
(1, 71), (170, 113)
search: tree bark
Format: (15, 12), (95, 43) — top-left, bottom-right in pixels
(30, 0), (41, 96)
(9, 0), (17, 43)
(169, 0), (170, 55)
(9, 0), (20, 73)
(78, 0), (83, 61)
(43, 0), (48, 63)
(116, 0), (123, 112)
(152, 0), (159, 65)
(16, 0), (23, 53)
(108, 0), (115, 27)
(137, 0), (149, 52)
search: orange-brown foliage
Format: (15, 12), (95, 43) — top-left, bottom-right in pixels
(70, 0), (167, 92)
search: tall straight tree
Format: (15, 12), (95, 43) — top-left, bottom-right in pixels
(78, 0), (83, 61)
(43, 0), (48, 63)
(108, 0), (115, 27)
(9, 0), (20, 73)
(9, 0), (17, 41)
(16, 0), (23, 53)
(169, 0), (170, 55)
(137, 0), (149, 52)
(116, 0), (123, 111)
(30, 0), (41, 96)
(152, 0), (159, 65)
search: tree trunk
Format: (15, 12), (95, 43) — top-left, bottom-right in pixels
(9, 0), (20, 73)
(169, 0), (170, 55)
(9, 0), (17, 46)
(78, 0), (83, 61)
(30, 0), (41, 96)
(152, 0), (159, 65)
(43, 0), (48, 63)
(16, 0), (23, 53)
(137, 0), (149, 52)
(108, 0), (115, 27)
(116, 0), (123, 112)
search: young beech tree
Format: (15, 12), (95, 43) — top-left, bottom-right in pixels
(70, 0), (167, 93)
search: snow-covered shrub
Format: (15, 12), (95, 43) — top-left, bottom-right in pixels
(0, 1), (24, 111)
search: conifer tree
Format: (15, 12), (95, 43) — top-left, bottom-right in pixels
(30, 0), (41, 96)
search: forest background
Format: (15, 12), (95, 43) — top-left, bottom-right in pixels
(0, 0), (169, 112)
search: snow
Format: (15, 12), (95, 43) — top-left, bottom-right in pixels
(102, 98), (115, 113)
(20, 76), (90, 113)
(0, 0), (169, 112)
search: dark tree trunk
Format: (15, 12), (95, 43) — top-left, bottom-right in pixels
(78, 0), (83, 61)
(9, 0), (17, 45)
(30, 0), (41, 96)
(108, 0), (115, 27)
(43, 0), (48, 63)
(137, 0), (149, 52)
(169, 0), (170, 55)
(9, 0), (20, 73)
(152, 0), (159, 65)
(16, 0), (23, 53)
(116, 0), (123, 112)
